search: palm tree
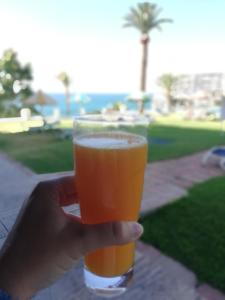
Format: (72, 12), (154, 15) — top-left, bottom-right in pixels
(123, 2), (173, 113)
(158, 73), (178, 112)
(57, 72), (71, 115)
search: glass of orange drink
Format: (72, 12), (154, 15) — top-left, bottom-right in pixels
(73, 114), (148, 297)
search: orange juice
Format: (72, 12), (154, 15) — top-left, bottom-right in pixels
(74, 132), (147, 277)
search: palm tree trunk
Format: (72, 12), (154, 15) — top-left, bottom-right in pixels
(139, 37), (149, 113)
(65, 86), (70, 115)
(140, 40), (148, 92)
(166, 91), (172, 113)
(167, 95), (171, 113)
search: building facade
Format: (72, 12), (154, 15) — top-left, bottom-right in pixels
(173, 73), (225, 101)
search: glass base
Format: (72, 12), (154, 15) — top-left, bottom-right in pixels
(84, 266), (133, 298)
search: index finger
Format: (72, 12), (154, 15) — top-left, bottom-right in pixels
(54, 175), (78, 206)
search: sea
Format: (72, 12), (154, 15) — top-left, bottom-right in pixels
(41, 93), (151, 116)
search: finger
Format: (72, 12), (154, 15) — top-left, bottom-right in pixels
(69, 221), (144, 255)
(54, 176), (78, 206)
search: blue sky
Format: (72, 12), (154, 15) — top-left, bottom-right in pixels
(0, 0), (224, 92)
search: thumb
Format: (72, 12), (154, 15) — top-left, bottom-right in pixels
(70, 221), (144, 255)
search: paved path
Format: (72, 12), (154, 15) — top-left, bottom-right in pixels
(141, 152), (223, 213)
(0, 151), (224, 300)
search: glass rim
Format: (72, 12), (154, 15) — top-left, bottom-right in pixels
(73, 113), (150, 126)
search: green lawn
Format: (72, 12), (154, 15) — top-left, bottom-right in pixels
(149, 125), (223, 162)
(0, 131), (74, 173)
(0, 118), (224, 173)
(149, 118), (224, 161)
(140, 176), (225, 293)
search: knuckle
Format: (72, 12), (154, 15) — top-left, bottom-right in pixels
(33, 180), (55, 197)
(33, 181), (48, 194)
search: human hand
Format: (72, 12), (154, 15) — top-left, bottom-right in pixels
(0, 176), (143, 300)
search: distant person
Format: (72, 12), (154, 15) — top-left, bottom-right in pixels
(0, 176), (143, 300)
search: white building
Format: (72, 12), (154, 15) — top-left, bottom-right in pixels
(173, 73), (225, 102)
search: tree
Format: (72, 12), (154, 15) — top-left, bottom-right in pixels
(57, 72), (71, 115)
(0, 49), (33, 102)
(158, 73), (178, 111)
(123, 2), (172, 113)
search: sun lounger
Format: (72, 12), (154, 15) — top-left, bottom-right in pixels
(202, 146), (225, 170)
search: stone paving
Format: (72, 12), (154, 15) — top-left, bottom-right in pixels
(0, 151), (224, 299)
(141, 152), (224, 214)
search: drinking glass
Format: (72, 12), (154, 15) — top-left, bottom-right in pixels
(73, 114), (149, 297)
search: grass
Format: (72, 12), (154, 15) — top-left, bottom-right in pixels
(0, 118), (74, 173)
(140, 176), (225, 293)
(0, 131), (74, 173)
(149, 121), (224, 161)
(0, 118), (224, 173)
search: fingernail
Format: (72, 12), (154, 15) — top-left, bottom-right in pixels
(131, 222), (143, 239)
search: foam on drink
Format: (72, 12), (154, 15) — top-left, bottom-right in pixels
(74, 132), (147, 149)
